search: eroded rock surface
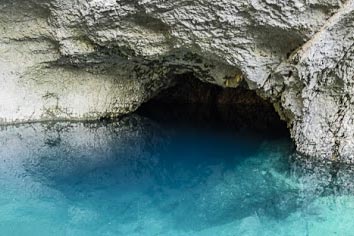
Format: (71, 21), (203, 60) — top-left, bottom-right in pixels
(0, 0), (353, 161)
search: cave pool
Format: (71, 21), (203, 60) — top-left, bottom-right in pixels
(0, 114), (353, 236)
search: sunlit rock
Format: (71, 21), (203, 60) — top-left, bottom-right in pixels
(1, 0), (354, 161)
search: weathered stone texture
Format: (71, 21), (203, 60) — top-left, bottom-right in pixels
(1, 0), (353, 161)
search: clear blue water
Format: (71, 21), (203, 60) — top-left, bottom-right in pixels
(0, 115), (354, 235)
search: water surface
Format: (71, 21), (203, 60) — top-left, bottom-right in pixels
(0, 115), (353, 235)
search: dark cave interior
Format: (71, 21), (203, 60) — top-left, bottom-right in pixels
(136, 74), (289, 137)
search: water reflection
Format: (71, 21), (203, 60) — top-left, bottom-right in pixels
(0, 115), (353, 235)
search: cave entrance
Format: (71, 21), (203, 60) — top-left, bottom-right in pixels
(136, 74), (288, 137)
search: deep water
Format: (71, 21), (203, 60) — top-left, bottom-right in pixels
(0, 115), (354, 236)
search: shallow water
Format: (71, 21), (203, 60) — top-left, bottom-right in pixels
(0, 115), (353, 236)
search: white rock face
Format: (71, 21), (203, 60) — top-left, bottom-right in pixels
(0, 0), (353, 162)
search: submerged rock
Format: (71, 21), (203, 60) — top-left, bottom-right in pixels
(1, 115), (353, 235)
(0, 0), (353, 162)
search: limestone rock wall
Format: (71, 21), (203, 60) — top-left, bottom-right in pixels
(0, 0), (353, 162)
(263, 0), (354, 162)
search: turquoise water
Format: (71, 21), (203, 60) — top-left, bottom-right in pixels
(0, 115), (354, 236)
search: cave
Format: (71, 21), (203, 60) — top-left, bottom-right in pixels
(137, 73), (289, 136)
(2, 0), (354, 233)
